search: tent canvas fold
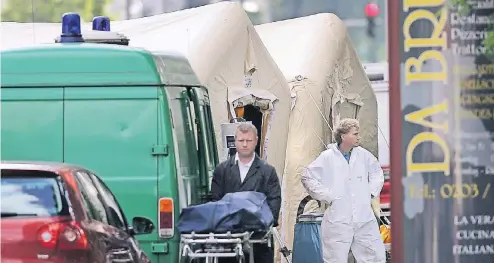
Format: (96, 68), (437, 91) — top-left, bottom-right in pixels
(255, 13), (379, 254)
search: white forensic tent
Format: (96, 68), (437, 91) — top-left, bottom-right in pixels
(115, 6), (291, 262)
(255, 13), (379, 253)
(113, 2), (292, 175)
(0, 2), (292, 183)
(1, 22), (60, 50)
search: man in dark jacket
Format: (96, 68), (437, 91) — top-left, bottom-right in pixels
(210, 122), (281, 263)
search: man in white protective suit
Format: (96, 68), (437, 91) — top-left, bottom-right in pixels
(301, 118), (386, 263)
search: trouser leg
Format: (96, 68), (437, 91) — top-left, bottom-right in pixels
(350, 219), (386, 263)
(251, 242), (274, 263)
(321, 220), (353, 263)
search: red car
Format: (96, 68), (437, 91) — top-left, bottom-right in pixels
(380, 166), (391, 218)
(1, 161), (154, 263)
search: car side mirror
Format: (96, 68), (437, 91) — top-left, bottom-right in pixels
(131, 216), (155, 235)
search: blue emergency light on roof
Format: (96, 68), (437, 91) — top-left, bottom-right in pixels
(60, 12), (83, 43)
(55, 12), (129, 45)
(92, 16), (111, 31)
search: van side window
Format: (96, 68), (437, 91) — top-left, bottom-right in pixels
(74, 171), (108, 223)
(201, 103), (219, 170)
(89, 173), (127, 230)
(166, 87), (200, 208)
(191, 87), (219, 185)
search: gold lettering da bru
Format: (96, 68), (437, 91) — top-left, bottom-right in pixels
(402, 0), (451, 177)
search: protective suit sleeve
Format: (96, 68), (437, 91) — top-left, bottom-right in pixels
(301, 152), (334, 205)
(366, 151), (384, 198)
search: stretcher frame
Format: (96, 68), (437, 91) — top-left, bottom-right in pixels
(179, 228), (273, 263)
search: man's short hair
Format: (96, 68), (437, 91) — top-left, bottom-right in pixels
(235, 122), (258, 138)
(334, 118), (359, 144)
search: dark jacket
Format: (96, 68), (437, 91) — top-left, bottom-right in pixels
(210, 155), (282, 227)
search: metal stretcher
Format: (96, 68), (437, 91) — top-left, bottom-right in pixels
(179, 227), (292, 263)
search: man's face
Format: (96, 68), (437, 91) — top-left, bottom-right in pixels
(342, 127), (360, 147)
(235, 130), (257, 157)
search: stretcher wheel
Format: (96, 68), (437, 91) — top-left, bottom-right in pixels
(181, 256), (205, 263)
(179, 242), (189, 263)
(179, 254), (191, 263)
(236, 254), (245, 263)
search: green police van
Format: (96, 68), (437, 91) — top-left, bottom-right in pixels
(1, 13), (219, 263)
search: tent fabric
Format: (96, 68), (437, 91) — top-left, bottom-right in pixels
(113, 2), (292, 172)
(0, 22), (60, 51)
(255, 13), (379, 254)
(0, 2), (292, 184)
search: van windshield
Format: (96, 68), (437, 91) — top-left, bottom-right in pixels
(1, 170), (64, 218)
